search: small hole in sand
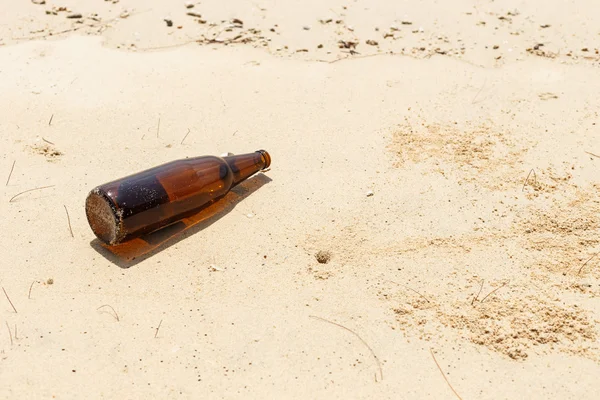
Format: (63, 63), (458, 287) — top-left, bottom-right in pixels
(315, 250), (331, 264)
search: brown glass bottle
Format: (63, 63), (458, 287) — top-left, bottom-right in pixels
(85, 150), (271, 246)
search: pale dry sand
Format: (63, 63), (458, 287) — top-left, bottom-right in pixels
(1, 1), (600, 399)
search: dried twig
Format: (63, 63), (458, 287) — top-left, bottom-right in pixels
(5, 322), (12, 346)
(9, 185), (55, 202)
(64, 205), (74, 238)
(180, 128), (191, 145)
(471, 279), (484, 305)
(480, 281), (509, 303)
(471, 78), (487, 104)
(155, 319), (163, 338)
(402, 285), (431, 303)
(42, 138), (55, 145)
(6, 160), (15, 186)
(578, 253), (598, 275)
(28, 281), (36, 299)
(522, 169), (537, 191)
(585, 151), (600, 158)
(387, 280), (431, 303)
(137, 40), (196, 52)
(2, 287), (17, 313)
(48, 114), (54, 126)
(430, 348), (463, 400)
(97, 305), (120, 321)
(310, 315), (383, 381)
(13, 13), (146, 41)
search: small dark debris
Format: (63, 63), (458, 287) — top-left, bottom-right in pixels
(186, 12), (202, 18)
(296, 49), (308, 53)
(493, 45), (499, 49)
(540, 24), (551, 28)
(317, 44), (323, 48)
(401, 21), (412, 25)
(164, 19), (173, 27)
(315, 251), (331, 264)
(581, 48), (589, 52)
(67, 13), (82, 19)
(319, 18), (333, 24)
(335, 20), (343, 24)
(366, 39), (378, 46)
(47, 278), (54, 285)
(232, 18), (244, 25)
(338, 40), (357, 49)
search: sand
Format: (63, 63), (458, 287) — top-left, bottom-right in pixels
(1, 1), (600, 399)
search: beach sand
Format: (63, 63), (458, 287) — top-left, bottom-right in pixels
(1, 1), (600, 398)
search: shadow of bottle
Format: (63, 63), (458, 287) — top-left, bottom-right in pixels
(89, 173), (272, 268)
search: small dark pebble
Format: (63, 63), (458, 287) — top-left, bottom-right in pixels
(164, 19), (173, 27)
(67, 13), (82, 19)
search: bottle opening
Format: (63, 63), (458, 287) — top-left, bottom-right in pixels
(257, 150), (271, 169)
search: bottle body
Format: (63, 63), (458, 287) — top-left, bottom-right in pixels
(85, 150), (270, 245)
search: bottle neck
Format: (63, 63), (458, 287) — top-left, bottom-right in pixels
(224, 150), (271, 187)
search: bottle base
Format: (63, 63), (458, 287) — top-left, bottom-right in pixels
(85, 190), (123, 246)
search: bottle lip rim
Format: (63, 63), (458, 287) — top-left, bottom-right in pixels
(257, 150), (271, 169)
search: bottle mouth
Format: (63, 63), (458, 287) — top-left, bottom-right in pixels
(257, 150), (271, 169)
